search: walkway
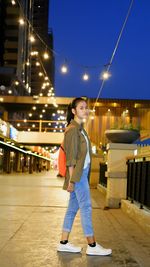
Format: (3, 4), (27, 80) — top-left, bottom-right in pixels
(0, 171), (150, 267)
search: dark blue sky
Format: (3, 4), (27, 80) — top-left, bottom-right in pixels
(49, 0), (150, 100)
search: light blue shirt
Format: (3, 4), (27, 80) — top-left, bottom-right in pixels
(81, 130), (91, 169)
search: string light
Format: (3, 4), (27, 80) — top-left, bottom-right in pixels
(38, 72), (43, 77)
(36, 62), (40, 66)
(31, 51), (38, 56)
(43, 52), (49, 59)
(11, 0), (134, 132)
(101, 71), (111, 80)
(11, 0), (16, 5)
(61, 65), (68, 74)
(82, 73), (89, 81)
(19, 18), (25, 25)
(29, 35), (35, 43)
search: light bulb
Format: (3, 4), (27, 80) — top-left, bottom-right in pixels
(39, 72), (43, 76)
(11, 0), (16, 5)
(82, 73), (89, 81)
(30, 35), (35, 42)
(43, 52), (49, 59)
(61, 65), (68, 73)
(19, 18), (25, 25)
(101, 71), (111, 80)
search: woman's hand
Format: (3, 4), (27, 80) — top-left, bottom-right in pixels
(67, 182), (74, 192)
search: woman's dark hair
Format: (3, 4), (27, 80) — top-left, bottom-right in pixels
(66, 97), (87, 125)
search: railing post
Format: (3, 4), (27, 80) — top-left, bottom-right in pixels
(39, 120), (42, 132)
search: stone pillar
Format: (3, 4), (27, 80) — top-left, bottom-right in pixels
(105, 143), (137, 208)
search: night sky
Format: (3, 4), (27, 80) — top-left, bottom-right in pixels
(49, 0), (150, 100)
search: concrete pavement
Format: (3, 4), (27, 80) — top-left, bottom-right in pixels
(0, 171), (150, 267)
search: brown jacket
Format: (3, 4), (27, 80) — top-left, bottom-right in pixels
(63, 120), (92, 190)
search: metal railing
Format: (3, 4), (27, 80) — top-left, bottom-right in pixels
(127, 154), (150, 209)
(99, 163), (107, 187)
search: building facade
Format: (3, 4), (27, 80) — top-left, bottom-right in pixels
(0, 0), (54, 97)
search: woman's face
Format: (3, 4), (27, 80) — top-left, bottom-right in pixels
(73, 101), (89, 121)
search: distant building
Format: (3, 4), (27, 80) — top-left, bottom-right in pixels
(0, 0), (54, 96)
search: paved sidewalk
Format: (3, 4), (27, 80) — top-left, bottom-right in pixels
(0, 171), (150, 267)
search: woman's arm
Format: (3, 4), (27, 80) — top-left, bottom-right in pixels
(67, 166), (75, 192)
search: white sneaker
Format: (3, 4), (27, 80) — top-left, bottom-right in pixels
(57, 242), (82, 253)
(86, 243), (112, 256)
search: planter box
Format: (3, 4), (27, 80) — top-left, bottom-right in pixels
(105, 129), (140, 144)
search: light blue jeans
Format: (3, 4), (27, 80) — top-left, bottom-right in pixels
(62, 165), (94, 237)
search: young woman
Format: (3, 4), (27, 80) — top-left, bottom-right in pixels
(57, 97), (112, 256)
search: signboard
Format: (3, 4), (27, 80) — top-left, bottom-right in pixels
(0, 119), (9, 137)
(9, 125), (18, 141)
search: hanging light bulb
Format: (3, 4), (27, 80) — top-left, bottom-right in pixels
(61, 64), (68, 74)
(11, 0), (16, 5)
(43, 52), (49, 59)
(19, 18), (25, 25)
(38, 72), (43, 77)
(32, 106), (36, 110)
(30, 35), (35, 43)
(101, 71), (111, 80)
(36, 62), (40, 66)
(82, 73), (89, 81)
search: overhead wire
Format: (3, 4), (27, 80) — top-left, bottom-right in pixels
(93, 0), (135, 112)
